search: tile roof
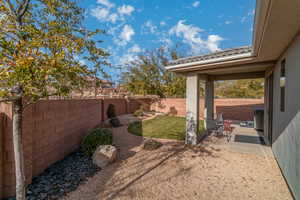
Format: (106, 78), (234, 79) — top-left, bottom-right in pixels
(167, 46), (252, 66)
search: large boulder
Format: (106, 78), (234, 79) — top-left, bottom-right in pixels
(92, 145), (117, 168)
(142, 138), (163, 150)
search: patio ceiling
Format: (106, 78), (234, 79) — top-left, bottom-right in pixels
(166, 0), (300, 75)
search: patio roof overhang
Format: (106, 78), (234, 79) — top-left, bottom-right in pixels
(166, 0), (300, 76)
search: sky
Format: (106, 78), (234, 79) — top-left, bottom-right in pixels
(78, 0), (256, 82)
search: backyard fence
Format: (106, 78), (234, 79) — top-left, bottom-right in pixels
(151, 98), (264, 121)
(0, 97), (263, 198)
(0, 98), (151, 198)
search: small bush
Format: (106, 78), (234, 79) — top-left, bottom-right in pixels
(81, 128), (113, 156)
(127, 121), (142, 136)
(167, 106), (178, 116)
(143, 139), (163, 150)
(107, 104), (116, 119)
(109, 117), (121, 127)
(133, 109), (144, 117)
(133, 104), (147, 117)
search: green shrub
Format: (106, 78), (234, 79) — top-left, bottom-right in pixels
(133, 109), (144, 117)
(143, 139), (163, 150)
(81, 128), (113, 156)
(109, 117), (121, 127)
(107, 104), (116, 119)
(127, 121), (142, 136)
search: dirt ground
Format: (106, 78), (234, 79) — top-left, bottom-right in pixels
(62, 115), (292, 200)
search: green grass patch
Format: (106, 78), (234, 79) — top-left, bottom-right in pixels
(128, 116), (204, 140)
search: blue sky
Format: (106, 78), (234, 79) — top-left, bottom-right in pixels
(79, 0), (256, 82)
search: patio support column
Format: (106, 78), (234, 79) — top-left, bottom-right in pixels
(204, 76), (214, 130)
(186, 74), (199, 145)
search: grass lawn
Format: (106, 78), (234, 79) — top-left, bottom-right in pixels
(127, 116), (204, 140)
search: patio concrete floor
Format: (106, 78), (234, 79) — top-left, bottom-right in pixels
(62, 115), (292, 200)
(220, 125), (274, 157)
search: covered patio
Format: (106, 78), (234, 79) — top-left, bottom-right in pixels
(166, 46), (273, 146)
(164, 0), (300, 197)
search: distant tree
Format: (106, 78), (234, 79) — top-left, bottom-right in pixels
(215, 79), (264, 98)
(121, 47), (264, 99)
(121, 47), (187, 98)
(0, 0), (108, 199)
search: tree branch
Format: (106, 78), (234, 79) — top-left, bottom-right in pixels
(4, 0), (17, 17)
(17, 0), (30, 19)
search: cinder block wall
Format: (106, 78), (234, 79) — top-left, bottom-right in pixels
(0, 102), (17, 198)
(0, 98), (152, 199)
(127, 98), (152, 113)
(214, 98), (264, 121)
(1, 100), (103, 198)
(0, 97), (262, 198)
(28, 100), (103, 177)
(0, 113), (4, 199)
(151, 98), (264, 121)
(103, 98), (127, 121)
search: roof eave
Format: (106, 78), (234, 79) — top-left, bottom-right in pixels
(252, 0), (272, 57)
(165, 52), (253, 72)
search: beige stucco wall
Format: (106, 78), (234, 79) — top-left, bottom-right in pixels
(272, 33), (300, 199)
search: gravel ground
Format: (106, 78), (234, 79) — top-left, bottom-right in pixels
(6, 150), (100, 200)
(61, 117), (292, 200)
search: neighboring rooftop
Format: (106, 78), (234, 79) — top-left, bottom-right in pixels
(167, 46), (252, 66)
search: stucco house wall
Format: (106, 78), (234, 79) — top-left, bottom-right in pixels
(272, 33), (300, 198)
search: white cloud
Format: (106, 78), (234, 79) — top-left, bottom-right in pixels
(118, 5), (135, 16)
(91, 3), (135, 24)
(118, 44), (143, 65)
(169, 20), (223, 53)
(114, 25), (135, 46)
(97, 0), (115, 8)
(91, 7), (119, 23)
(248, 9), (255, 16)
(129, 44), (142, 53)
(225, 20), (232, 25)
(91, 7), (109, 20)
(207, 35), (223, 52)
(121, 25), (135, 42)
(108, 13), (118, 23)
(142, 20), (157, 34)
(160, 37), (173, 46)
(119, 45), (143, 65)
(160, 21), (166, 26)
(119, 53), (137, 66)
(192, 1), (200, 8)
(241, 16), (246, 23)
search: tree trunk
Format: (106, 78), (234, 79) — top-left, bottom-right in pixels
(12, 97), (26, 200)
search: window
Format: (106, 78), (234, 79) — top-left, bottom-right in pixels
(280, 59), (286, 112)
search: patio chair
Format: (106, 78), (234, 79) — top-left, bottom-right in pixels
(213, 113), (224, 136)
(223, 120), (234, 142)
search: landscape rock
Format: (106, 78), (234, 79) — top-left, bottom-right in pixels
(142, 138), (163, 150)
(92, 145), (117, 168)
(23, 150), (100, 200)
